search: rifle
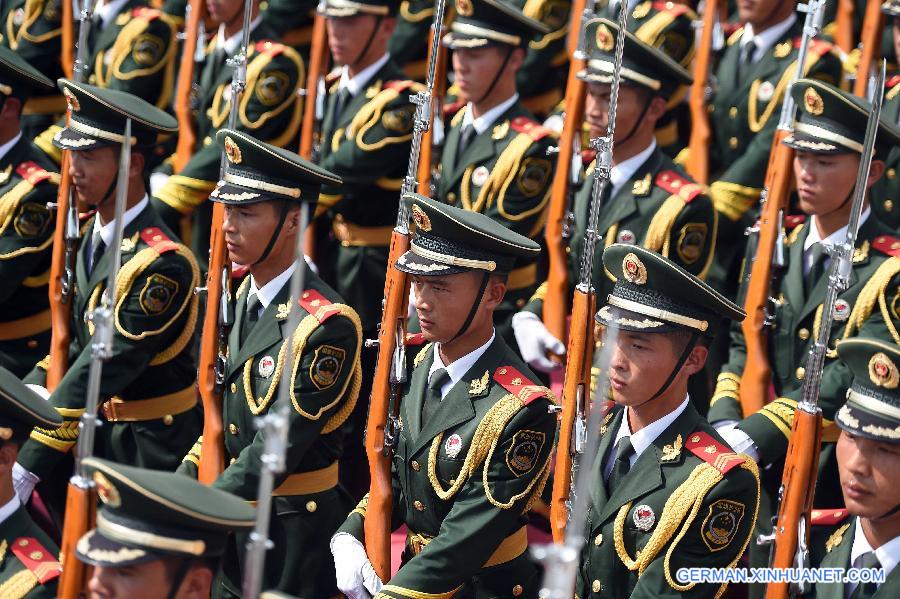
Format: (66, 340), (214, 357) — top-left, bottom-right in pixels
(57, 120), (133, 599)
(197, 0), (254, 484)
(764, 62), (886, 599)
(739, 0), (825, 418)
(542, 0), (593, 350)
(685, 0), (720, 185)
(834, 0), (855, 54)
(173, 0), (206, 172)
(852, 0), (885, 98)
(299, 4), (328, 260)
(61, 0), (75, 78)
(364, 0), (447, 580)
(416, 15), (448, 197)
(549, 8), (629, 544)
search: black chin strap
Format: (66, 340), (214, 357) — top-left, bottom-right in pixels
(450, 272), (490, 342)
(253, 200), (290, 266)
(351, 16), (384, 69)
(92, 172), (119, 210)
(874, 501), (900, 520)
(615, 92), (653, 148)
(633, 331), (700, 408)
(166, 558), (194, 599)
(476, 46), (514, 105)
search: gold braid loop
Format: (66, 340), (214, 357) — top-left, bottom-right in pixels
(841, 257), (900, 344)
(643, 194), (686, 256)
(0, 568), (39, 599)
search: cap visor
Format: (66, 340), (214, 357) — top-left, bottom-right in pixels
(595, 304), (680, 333)
(52, 127), (114, 151)
(209, 182), (277, 205)
(76, 529), (158, 568)
(782, 133), (843, 154)
(394, 250), (470, 276)
(835, 400), (900, 443)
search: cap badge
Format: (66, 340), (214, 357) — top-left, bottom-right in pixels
(411, 204), (432, 232)
(868, 352), (899, 389)
(63, 87), (80, 112)
(803, 87), (825, 116)
(455, 0), (474, 18)
(622, 252), (647, 285)
(94, 472), (121, 507)
(596, 24), (615, 53)
(633, 505), (655, 531)
(445, 434), (463, 458)
(616, 229), (636, 244)
(224, 136), (242, 164)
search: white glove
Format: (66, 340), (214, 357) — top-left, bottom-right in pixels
(331, 533), (383, 599)
(512, 311), (565, 373)
(149, 172), (170, 195)
(542, 114), (564, 134)
(714, 421), (761, 463)
(12, 463), (39, 504)
(408, 285), (418, 320)
(304, 254), (319, 274)
(25, 384), (50, 401)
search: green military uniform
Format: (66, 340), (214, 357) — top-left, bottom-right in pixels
(388, 0), (434, 79)
(0, 47), (58, 377)
(0, 368), (64, 598)
(336, 195), (556, 599)
(17, 81), (202, 488)
(871, 1), (900, 231)
(176, 129), (362, 598)
(261, 0), (318, 56)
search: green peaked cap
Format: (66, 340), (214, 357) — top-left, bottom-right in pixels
(320, 0), (402, 17)
(835, 337), (900, 444)
(0, 366), (61, 444)
(0, 45), (54, 100)
(443, 0), (549, 49)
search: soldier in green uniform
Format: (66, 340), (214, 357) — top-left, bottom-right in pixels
(11, 80), (202, 511)
(871, 0), (900, 231)
(151, 0), (305, 258)
(708, 79), (900, 594)
(0, 368), (63, 598)
(0, 47), (58, 378)
(332, 195), (556, 599)
(513, 18), (716, 375)
(76, 458), (256, 599)
(176, 129), (362, 598)
(802, 337), (900, 599)
(575, 244), (759, 598)
(437, 0), (556, 349)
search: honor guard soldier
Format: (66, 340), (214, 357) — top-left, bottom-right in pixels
(177, 129), (362, 598)
(577, 244), (759, 598)
(513, 18), (716, 375)
(151, 0), (304, 259)
(0, 368), (63, 598)
(331, 195), (556, 599)
(12, 81), (202, 509)
(437, 0), (557, 349)
(709, 80), (900, 585)
(803, 338), (900, 598)
(871, 0), (900, 231)
(76, 458), (256, 599)
(0, 47), (59, 378)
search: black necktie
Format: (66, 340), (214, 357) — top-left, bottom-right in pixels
(606, 436), (635, 495)
(422, 368), (450, 424)
(736, 40), (757, 84)
(241, 293), (261, 345)
(849, 551), (881, 599)
(89, 235), (105, 276)
(805, 243), (827, 297)
(331, 87), (352, 132)
(456, 124), (475, 165)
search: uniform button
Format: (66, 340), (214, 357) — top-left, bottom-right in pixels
(411, 460), (420, 471)
(203, 136), (212, 146)
(707, 104), (715, 114)
(886, 199), (894, 212)
(888, 168), (896, 180)
(414, 500), (425, 511)
(306, 501), (317, 513)
(729, 137), (739, 150)
(447, 192), (457, 204)
(163, 414), (174, 426)
(512, 584), (523, 596)
(592, 580), (601, 593)
(797, 328), (810, 341)
(594, 533), (603, 546)
(230, 382), (237, 393)
(230, 457), (237, 465)
(516, 298), (526, 309)
(229, 423), (239, 435)
(796, 367), (806, 380)
(729, 106), (738, 118)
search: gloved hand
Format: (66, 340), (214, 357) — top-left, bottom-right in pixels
(331, 532), (383, 599)
(714, 420), (761, 463)
(512, 311), (565, 373)
(12, 463), (39, 504)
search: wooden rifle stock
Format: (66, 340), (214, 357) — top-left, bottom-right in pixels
(686, 0), (717, 184)
(739, 129), (794, 417)
(61, 0), (74, 78)
(852, 0), (885, 97)
(300, 13), (328, 259)
(173, 0), (205, 172)
(57, 482), (95, 598)
(549, 288), (595, 543)
(834, 0), (855, 54)
(47, 158), (73, 390)
(416, 26), (447, 195)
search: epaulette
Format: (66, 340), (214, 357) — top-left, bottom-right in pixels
(887, 74), (900, 89)
(139, 227), (179, 254)
(405, 332), (427, 346)
(810, 508), (849, 526)
(684, 431), (747, 474)
(10, 538), (62, 583)
(655, 170), (704, 203)
(510, 116), (553, 142)
(794, 37), (832, 58)
(651, 0), (690, 16)
(384, 80), (416, 93)
(15, 162), (54, 186)
(132, 6), (162, 20)
(785, 214), (806, 229)
(299, 289), (339, 324)
(493, 366), (550, 404)
(254, 40), (285, 57)
(581, 149), (597, 166)
(873, 235), (900, 257)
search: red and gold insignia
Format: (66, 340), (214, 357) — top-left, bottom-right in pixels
(63, 87), (80, 112)
(868, 352), (899, 389)
(622, 253), (647, 285)
(411, 204), (432, 232)
(224, 136), (242, 164)
(596, 23), (614, 52)
(93, 471), (121, 507)
(803, 87), (825, 116)
(685, 431), (746, 474)
(455, 0), (474, 17)
(494, 366), (551, 404)
(11, 538), (61, 583)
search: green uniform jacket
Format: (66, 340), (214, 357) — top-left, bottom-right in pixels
(338, 336), (556, 599)
(180, 267), (362, 598)
(19, 204), (202, 479)
(871, 76), (900, 232)
(260, 0), (317, 56)
(576, 403), (760, 599)
(0, 504), (61, 599)
(387, 0), (433, 78)
(0, 138), (58, 377)
(316, 59), (420, 332)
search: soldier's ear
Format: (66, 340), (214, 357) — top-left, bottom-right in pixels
(865, 159), (886, 189)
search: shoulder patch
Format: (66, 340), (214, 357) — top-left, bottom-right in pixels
(405, 332), (427, 346)
(139, 273), (179, 315)
(510, 116), (552, 141)
(299, 289), (340, 323)
(785, 214), (806, 230)
(872, 235), (900, 257)
(810, 508), (849, 526)
(506, 429), (546, 477)
(701, 499), (746, 552)
(493, 366), (551, 404)
(685, 431), (747, 474)
(10, 538), (62, 584)
(655, 170), (704, 203)
(131, 6), (162, 20)
(309, 344), (346, 390)
(254, 40), (285, 57)
(139, 227), (179, 254)
(15, 162), (54, 186)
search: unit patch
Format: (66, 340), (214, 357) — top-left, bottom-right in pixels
(506, 430), (545, 477)
(310, 345), (346, 390)
(13, 202), (52, 238)
(701, 499), (745, 551)
(676, 223), (708, 265)
(139, 274), (179, 315)
(516, 158), (551, 198)
(255, 71), (290, 106)
(132, 33), (164, 67)
(382, 107), (415, 134)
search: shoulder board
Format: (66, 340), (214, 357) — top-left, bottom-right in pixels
(655, 170), (704, 203)
(685, 431), (747, 475)
(11, 537), (62, 584)
(384, 80), (416, 93)
(404, 332), (427, 346)
(581, 149), (597, 166)
(139, 227), (179, 254)
(887, 75), (900, 89)
(793, 38), (832, 58)
(651, 1), (690, 16)
(493, 366), (550, 404)
(15, 162), (54, 186)
(254, 40), (285, 57)
(810, 508), (849, 526)
(510, 116), (552, 141)
(131, 6), (162, 20)
(726, 26), (744, 46)
(231, 264), (250, 280)
(873, 235), (900, 257)
(785, 214), (806, 229)
(299, 289), (340, 323)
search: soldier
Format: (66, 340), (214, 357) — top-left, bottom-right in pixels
(437, 0), (556, 349)
(177, 129), (362, 598)
(12, 81), (202, 510)
(576, 244), (759, 598)
(872, 0), (900, 231)
(513, 18), (716, 376)
(803, 337), (900, 598)
(709, 79), (900, 589)
(0, 368), (63, 598)
(151, 0), (304, 259)
(76, 458), (255, 599)
(0, 47), (59, 378)
(331, 195), (556, 599)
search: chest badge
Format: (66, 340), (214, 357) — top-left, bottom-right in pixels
(633, 504), (656, 531)
(616, 229), (636, 244)
(757, 81), (775, 103)
(444, 433), (463, 458)
(472, 166), (490, 187)
(833, 299), (851, 322)
(258, 355), (276, 378)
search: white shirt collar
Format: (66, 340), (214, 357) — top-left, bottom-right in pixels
(741, 13), (796, 61)
(606, 396), (690, 475)
(610, 139), (656, 198)
(217, 15), (263, 56)
(461, 94), (520, 135)
(95, 0), (130, 29)
(0, 132), (22, 163)
(850, 517), (900, 582)
(248, 261), (297, 313)
(804, 207), (871, 252)
(428, 330), (496, 399)
(92, 194), (149, 247)
(0, 495), (21, 525)
(339, 53), (391, 97)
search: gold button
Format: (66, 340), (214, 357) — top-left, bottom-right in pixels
(163, 414), (174, 426)
(512, 584), (523, 596)
(414, 500), (425, 511)
(203, 136), (212, 146)
(796, 367), (806, 380)
(888, 168), (896, 180)
(798, 328), (810, 341)
(886, 199), (894, 212)
(447, 192), (457, 204)
(729, 137), (739, 150)
(565, 246), (571, 254)
(665, 1), (674, 8)
(230, 382), (237, 393)
(707, 104), (715, 114)
(88, 74), (96, 84)
(229, 423), (239, 435)
(729, 106), (738, 118)
(230, 457), (237, 465)
(594, 533), (603, 546)
(516, 298), (526, 309)
(411, 460), (421, 471)
(592, 580), (601, 593)
(306, 501), (317, 512)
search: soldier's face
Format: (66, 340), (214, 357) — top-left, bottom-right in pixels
(452, 46), (519, 104)
(87, 560), (212, 599)
(793, 151), (860, 217)
(585, 83), (658, 143)
(837, 431), (900, 520)
(68, 147), (118, 208)
(736, 0), (794, 28)
(327, 15), (390, 66)
(206, 0), (244, 26)
(222, 201), (298, 266)
(411, 272), (504, 343)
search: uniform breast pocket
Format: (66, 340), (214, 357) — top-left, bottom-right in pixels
(435, 456), (464, 487)
(624, 504), (659, 551)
